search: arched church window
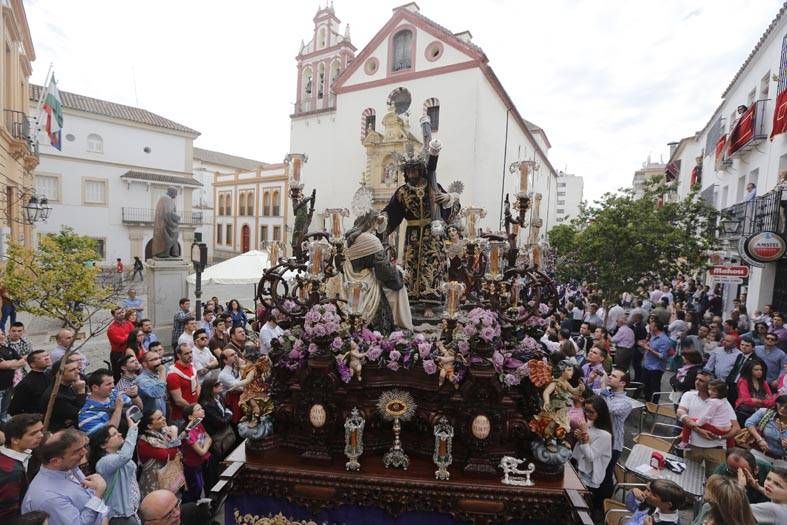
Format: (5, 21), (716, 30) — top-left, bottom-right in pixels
(392, 30), (413, 72)
(317, 63), (325, 99)
(330, 60), (341, 86)
(302, 68), (313, 97)
(424, 98), (440, 131)
(361, 108), (376, 140)
(319, 27), (327, 49)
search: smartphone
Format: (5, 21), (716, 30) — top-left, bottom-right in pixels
(127, 405), (142, 423)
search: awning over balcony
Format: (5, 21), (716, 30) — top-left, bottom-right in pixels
(120, 170), (203, 187)
(665, 160), (680, 182)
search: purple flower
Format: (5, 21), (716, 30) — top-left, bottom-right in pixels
(492, 350), (505, 369)
(389, 331), (405, 343)
(414, 333), (426, 343)
(389, 350), (401, 362)
(504, 357), (524, 369)
(504, 373), (520, 386)
(288, 349), (302, 361)
(337, 362), (353, 383)
(386, 360), (400, 371)
(307, 343), (318, 355)
(462, 325), (477, 338)
(417, 342), (432, 358)
(403, 351), (411, 364)
(480, 326), (496, 342)
(331, 337), (344, 350)
(367, 345), (383, 361)
(457, 340), (470, 355)
(422, 359), (437, 375)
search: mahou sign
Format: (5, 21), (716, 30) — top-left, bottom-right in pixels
(709, 265), (749, 278)
(743, 231), (787, 264)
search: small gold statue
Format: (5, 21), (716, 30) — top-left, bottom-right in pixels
(238, 355), (274, 439)
(531, 361), (584, 450)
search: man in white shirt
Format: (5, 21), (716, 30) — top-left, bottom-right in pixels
(676, 371), (740, 473)
(218, 347), (254, 392)
(605, 302), (625, 332)
(191, 329), (218, 380)
(259, 310), (284, 355)
(177, 318), (198, 353)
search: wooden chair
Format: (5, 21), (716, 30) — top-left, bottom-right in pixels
(633, 432), (677, 453)
(644, 391), (677, 432)
(603, 497), (636, 525)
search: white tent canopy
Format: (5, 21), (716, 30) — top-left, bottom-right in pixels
(186, 250), (302, 309)
(186, 250), (270, 308)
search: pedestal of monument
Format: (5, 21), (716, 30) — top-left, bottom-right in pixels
(146, 257), (190, 350)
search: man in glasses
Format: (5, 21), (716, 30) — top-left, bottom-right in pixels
(191, 329), (218, 381)
(755, 332), (787, 389)
(22, 428), (109, 525)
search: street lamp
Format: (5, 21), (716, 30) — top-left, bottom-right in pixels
(39, 197), (51, 221)
(720, 216), (742, 235)
(22, 196), (40, 224)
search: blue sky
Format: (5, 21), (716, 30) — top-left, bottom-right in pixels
(26, 0), (784, 202)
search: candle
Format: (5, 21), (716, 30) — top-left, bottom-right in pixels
(438, 438), (447, 456)
(298, 284), (308, 301)
(467, 213), (477, 240)
(511, 223), (520, 236)
(331, 212), (341, 238)
(293, 158), (302, 181)
(310, 244), (323, 274)
(490, 245), (500, 276)
(445, 282), (463, 317)
(511, 280), (521, 306)
(519, 163), (529, 193)
(350, 429), (358, 448)
(532, 245), (541, 268)
(269, 242), (279, 264)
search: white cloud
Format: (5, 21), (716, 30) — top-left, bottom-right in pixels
(25, 0), (784, 202)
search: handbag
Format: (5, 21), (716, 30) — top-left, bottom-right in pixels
(733, 408), (776, 449)
(157, 452), (186, 493)
(210, 425), (237, 458)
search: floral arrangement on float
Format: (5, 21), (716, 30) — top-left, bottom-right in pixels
(269, 303), (550, 389)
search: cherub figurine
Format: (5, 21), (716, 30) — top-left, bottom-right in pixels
(536, 361), (585, 449)
(435, 341), (460, 389)
(341, 340), (368, 382)
(238, 355), (275, 439)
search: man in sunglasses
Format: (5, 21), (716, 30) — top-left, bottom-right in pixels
(755, 332), (787, 389)
(191, 329), (219, 381)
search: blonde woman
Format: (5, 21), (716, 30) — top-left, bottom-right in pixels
(692, 474), (755, 525)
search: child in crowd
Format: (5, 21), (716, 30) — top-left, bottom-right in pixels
(624, 479), (688, 524)
(181, 403), (212, 503)
(677, 380), (732, 449)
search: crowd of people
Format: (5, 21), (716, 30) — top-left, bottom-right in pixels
(0, 290), (266, 525)
(539, 278), (787, 523)
(1, 274), (787, 524)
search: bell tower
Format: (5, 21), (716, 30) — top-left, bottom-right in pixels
(294, 2), (356, 115)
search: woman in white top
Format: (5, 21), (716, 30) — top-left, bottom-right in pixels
(572, 394), (613, 510)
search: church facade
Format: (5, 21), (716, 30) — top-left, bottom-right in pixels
(290, 3), (558, 237)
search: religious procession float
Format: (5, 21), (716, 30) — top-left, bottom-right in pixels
(226, 109), (591, 525)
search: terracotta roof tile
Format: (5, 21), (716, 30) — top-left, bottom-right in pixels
(30, 84), (200, 136)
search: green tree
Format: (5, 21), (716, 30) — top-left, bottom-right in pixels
(549, 181), (717, 303)
(0, 227), (118, 337)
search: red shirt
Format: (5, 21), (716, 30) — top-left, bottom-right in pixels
(166, 362), (198, 421)
(107, 320), (134, 354)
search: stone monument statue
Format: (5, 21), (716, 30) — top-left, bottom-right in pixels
(152, 187), (181, 258)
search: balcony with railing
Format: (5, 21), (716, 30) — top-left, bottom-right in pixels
(718, 188), (785, 241)
(728, 99), (769, 157)
(4, 109), (38, 159)
(122, 207), (204, 225)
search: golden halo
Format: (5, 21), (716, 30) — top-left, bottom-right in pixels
(377, 389), (417, 421)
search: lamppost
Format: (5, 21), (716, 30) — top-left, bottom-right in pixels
(191, 241), (207, 319)
(22, 195), (51, 224)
